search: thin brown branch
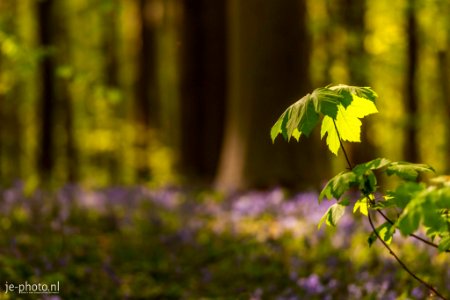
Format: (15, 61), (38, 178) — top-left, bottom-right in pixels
(333, 120), (353, 170)
(333, 124), (448, 298)
(375, 209), (449, 252)
(367, 207), (447, 299)
(369, 199), (450, 253)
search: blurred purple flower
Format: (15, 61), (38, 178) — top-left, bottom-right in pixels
(250, 287), (263, 300)
(144, 187), (181, 209)
(411, 287), (424, 299)
(297, 274), (325, 294)
(347, 284), (362, 298)
(231, 188), (282, 218)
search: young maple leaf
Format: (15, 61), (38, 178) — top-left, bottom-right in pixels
(320, 94), (378, 155)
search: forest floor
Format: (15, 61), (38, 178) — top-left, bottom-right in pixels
(0, 182), (448, 299)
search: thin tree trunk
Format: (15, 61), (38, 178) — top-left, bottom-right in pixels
(404, 0), (419, 163)
(103, 1), (120, 183)
(438, 49), (450, 173)
(134, 0), (160, 181)
(37, 0), (56, 178)
(53, 2), (78, 183)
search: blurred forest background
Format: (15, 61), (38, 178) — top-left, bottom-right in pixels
(0, 0), (449, 192)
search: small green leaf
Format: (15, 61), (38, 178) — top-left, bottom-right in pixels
(396, 186), (448, 236)
(368, 222), (395, 247)
(385, 162), (435, 181)
(397, 207), (421, 235)
(319, 171), (357, 202)
(318, 203), (346, 228)
(368, 232), (377, 247)
(438, 235), (450, 252)
(386, 182), (425, 209)
(352, 158), (391, 176)
(353, 197), (369, 216)
(361, 171), (377, 195)
(270, 115), (285, 142)
(431, 186), (450, 209)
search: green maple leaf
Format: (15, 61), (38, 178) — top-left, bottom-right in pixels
(320, 94), (378, 155)
(271, 84), (379, 155)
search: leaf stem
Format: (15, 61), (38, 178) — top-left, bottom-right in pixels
(333, 123), (448, 298)
(367, 201), (448, 300)
(332, 120), (353, 169)
(371, 196), (449, 252)
(374, 208), (450, 252)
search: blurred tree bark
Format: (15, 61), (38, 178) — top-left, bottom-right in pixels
(37, 0), (56, 179)
(179, 0), (226, 184)
(102, 1), (120, 183)
(0, 55), (2, 180)
(438, 49), (450, 173)
(215, 0), (330, 192)
(404, 0), (419, 163)
(135, 0), (160, 181)
(437, 0), (450, 173)
(53, 1), (78, 183)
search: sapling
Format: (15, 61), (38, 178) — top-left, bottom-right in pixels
(271, 84), (450, 299)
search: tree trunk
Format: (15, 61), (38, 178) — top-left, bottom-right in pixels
(215, 0), (329, 192)
(52, 1), (78, 183)
(37, 0), (56, 179)
(134, 0), (160, 181)
(179, 0), (226, 184)
(404, 0), (419, 163)
(103, 1), (121, 183)
(438, 49), (450, 173)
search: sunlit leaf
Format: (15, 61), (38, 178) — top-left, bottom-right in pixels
(271, 85), (379, 156)
(318, 203), (346, 228)
(320, 94), (378, 155)
(353, 197), (369, 216)
(368, 222), (395, 247)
